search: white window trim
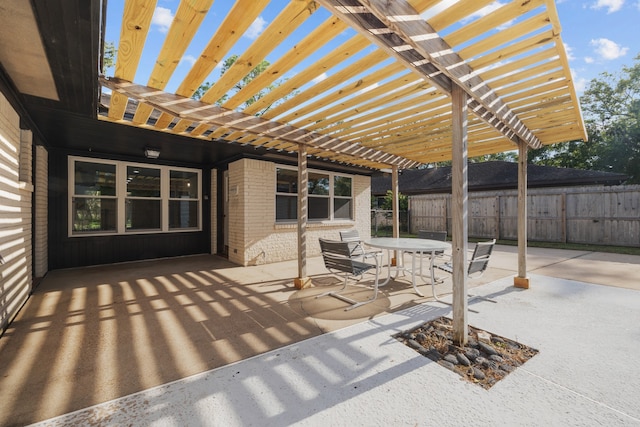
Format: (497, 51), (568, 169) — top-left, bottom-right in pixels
(275, 165), (354, 223)
(68, 156), (202, 237)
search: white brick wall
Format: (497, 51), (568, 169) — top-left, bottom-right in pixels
(227, 158), (371, 266)
(34, 145), (48, 278)
(210, 169), (217, 254)
(0, 92), (33, 332)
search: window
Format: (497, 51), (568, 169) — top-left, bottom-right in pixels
(275, 168), (297, 221)
(169, 170), (199, 229)
(126, 166), (161, 230)
(333, 175), (353, 219)
(69, 157), (201, 236)
(72, 161), (117, 232)
(275, 167), (353, 222)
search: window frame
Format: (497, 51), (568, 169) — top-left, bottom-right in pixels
(68, 156), (202, 237)
(275, 165), (354, 223)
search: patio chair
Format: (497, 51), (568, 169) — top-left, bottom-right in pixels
(316, 238), (381, 311)
(413, 230), (448, 281)
(417, 230), (447, 253)
(434, 239), (495, 278)
(431, 239), (497, 311)
(339, 229), (382, 262)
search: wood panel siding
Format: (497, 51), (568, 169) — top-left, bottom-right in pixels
(48, 149), (212, 269)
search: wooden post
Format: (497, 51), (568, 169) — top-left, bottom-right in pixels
(514, 142), (530, 289)
(294, 144), (311, 289)
(391, 165), (400, 265)
(451, 84), (469, 346)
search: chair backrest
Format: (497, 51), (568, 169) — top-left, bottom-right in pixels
(319, 238), (357, 274)
(339, 229), (365, 256)
(339, 229), (360, 242)
(467, 239), (496, 277)
(417, 230), (447, 241)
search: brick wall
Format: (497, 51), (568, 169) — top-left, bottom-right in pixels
(227, 158), (371, 266)
(34, 145), (48, 278)
(210, 168), (217, 254)
(0, 92), (33, 332)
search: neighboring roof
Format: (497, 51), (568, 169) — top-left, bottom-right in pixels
(372, 161), (629, 195)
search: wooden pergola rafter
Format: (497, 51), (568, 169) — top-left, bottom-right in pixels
(317, 0), (542, 149)
(100, 76), (419, 169)
(101, 0), (586, 169)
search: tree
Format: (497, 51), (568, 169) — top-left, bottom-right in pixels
(529, 53), (640, 182)
(193, 55), (288, 115)
(380, 190), (408, 211)
(102, 41), (116, 74)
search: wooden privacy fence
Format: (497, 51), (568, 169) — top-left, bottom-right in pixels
(408, 185), (640, 247)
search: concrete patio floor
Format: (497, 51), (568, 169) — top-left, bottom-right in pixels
(1, 245), (639, 426)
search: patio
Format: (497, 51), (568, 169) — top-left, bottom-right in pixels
(1, 245), (639, 426)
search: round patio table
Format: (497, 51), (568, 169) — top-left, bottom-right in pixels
(363, 237), (450, 298)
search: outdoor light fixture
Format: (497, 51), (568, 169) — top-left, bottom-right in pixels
(144, 147), (160, 159)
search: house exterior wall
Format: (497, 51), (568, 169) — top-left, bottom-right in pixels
(210, 168), (217, 255)
(227, 158), (371, 266)
(47, 149), (212, 269)
(0, 92), (33, 332)
(34, 145), (48, 277)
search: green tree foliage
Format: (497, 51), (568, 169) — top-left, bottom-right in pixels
(529, 53), (640, 183)
(193, 55), (288, 115)
(380, 190), (408, 211)
(102, 41), (116, 74)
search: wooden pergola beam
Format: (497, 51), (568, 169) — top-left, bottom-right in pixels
(100, 76), (419, 169)
(317, 0), (543, 149)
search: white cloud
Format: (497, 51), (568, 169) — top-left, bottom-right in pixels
(422, 1), (513, 30)
(591, 0), (625, 13)
(152, 7), (174, 33)
(180, 55), (197, 67)
(357, 83), (379, 95)
(564, 43), (576, 61)
(245, 16), (267, 40)
(590, 38), (629, 60)
(422, 0), (459, 20)
(312, 73), (328, 84)
(465, 2), (506, 22)
(585, 56), (595, 64)
(571, 69), (588, 93)
(574, 77), (588, 93)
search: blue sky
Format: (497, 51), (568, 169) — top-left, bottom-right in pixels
(104, 0), (639, 97)
(555, 0), (639, 92)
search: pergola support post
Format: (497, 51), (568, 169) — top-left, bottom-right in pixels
(451, 84), (469, 346)
(391, 165), (400, 265)
(514, 142), (530, 289)
(294, 144), (311, 289)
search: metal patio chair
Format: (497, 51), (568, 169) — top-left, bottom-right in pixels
(339, 229), (382, 262)
(432, 239), (497, 311)
(316, 238), (381, 311)
(413, 229), (448, 282)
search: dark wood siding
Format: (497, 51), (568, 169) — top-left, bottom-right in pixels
(49, 149), (211, 269)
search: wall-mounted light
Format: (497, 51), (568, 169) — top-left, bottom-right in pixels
(144, 147), (161, 159)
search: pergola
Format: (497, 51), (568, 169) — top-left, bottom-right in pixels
(100, 0), (587, 343)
